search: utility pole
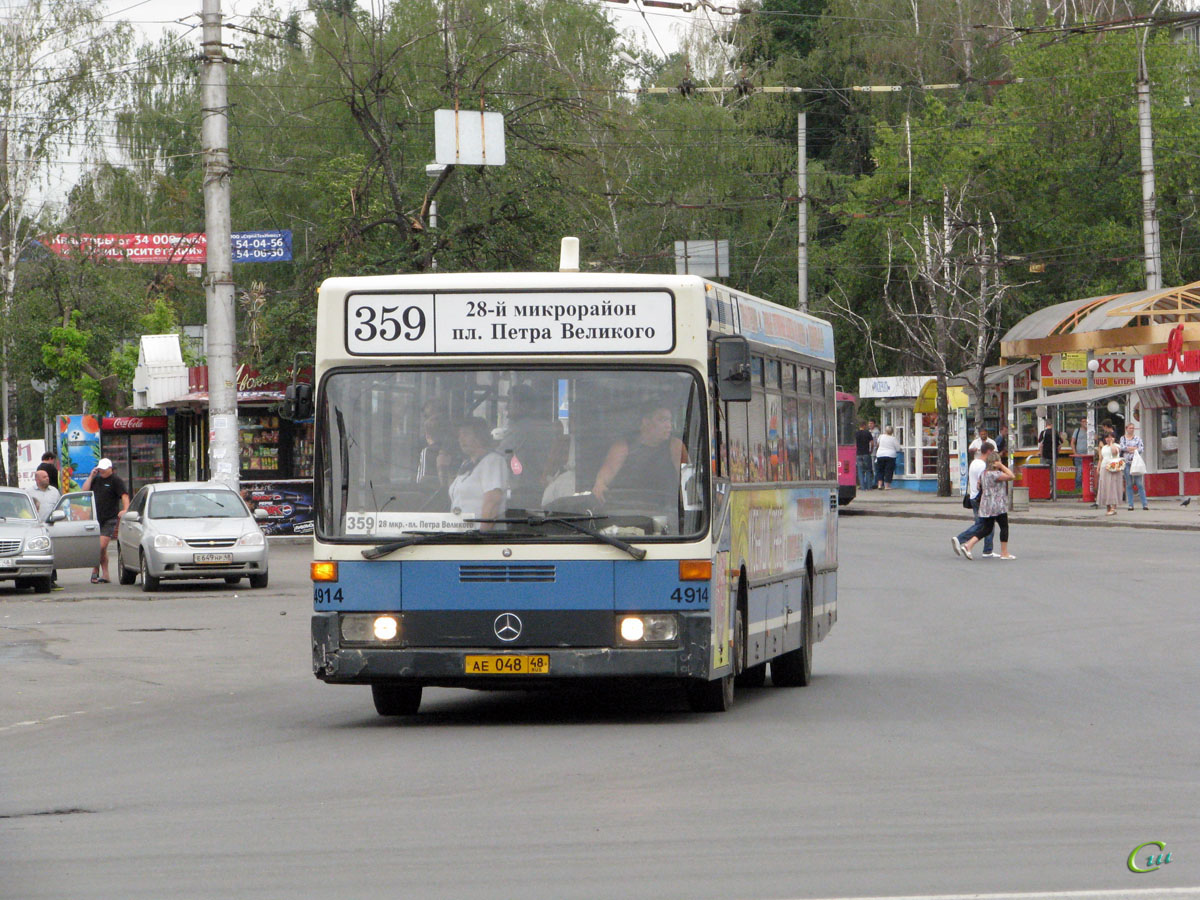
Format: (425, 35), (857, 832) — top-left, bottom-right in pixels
(797, 112), (808, 313)
(1137, 1), (1164, 292)
(201, 0), (239, 489)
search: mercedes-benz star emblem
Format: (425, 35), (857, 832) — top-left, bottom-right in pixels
(494, 613), (523, 642)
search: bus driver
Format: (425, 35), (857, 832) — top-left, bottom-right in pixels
(591, 403), (688, 509)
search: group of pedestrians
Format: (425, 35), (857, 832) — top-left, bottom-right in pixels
(950, 430), (1017, 561)
(854, 419), (900, 491)
(1098, 423), (1150, 516)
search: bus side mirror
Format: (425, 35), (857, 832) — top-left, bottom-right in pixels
(283, 383), (314, 420)
(714, 336), (751, 402)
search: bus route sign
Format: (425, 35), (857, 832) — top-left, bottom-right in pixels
(344, 290), (675, 356)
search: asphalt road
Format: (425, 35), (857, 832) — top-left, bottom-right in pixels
(1, 521), (1198, 900)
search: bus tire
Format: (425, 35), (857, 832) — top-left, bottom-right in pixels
(734, 590), (766, 688)
(372, 683), (422, 716)
(687, 607), (739, 712)
(771, 570), (812, 688)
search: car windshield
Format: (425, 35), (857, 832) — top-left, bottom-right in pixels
(317, 366), (707, 542)
(0, 493), (37, 520)
(148, 490), (248, 519)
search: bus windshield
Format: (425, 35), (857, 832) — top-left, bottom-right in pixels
(317, 366), (708, 542)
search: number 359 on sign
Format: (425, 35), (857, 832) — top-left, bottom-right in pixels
(346, 294), (435, 355)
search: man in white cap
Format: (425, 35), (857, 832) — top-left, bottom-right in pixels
(82, 458), (129, 584)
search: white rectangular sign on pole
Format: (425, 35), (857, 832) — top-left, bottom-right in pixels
(434, 110), (506, 166)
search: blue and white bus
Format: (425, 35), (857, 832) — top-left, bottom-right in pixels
(308, 240), (839, 714)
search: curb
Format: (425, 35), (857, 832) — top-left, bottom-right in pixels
(842, 507), (1200, 532)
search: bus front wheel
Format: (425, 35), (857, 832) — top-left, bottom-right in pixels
(771, 571), (813, 688)
(686, 607), (740, 712)
(371, 683), (422, 717)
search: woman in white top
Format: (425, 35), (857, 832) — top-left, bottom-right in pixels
(448, 418), (508, 529)
(874, 425), (900, 490)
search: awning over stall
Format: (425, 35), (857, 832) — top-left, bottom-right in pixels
(1014, 374), (1200, 408)
(914, 379), (969, 414)
(1014, 384), (1130, 408)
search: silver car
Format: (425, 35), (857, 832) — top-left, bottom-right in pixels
(115, 482), (270, 591)
(0, 488), (56, 593)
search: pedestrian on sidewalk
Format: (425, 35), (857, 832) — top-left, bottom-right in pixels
(952, 452), (1016, 561)
(1119, 423), (1149, 511)
(1097, 433), (1124, 516)
(855, 421), (875, 492)
(1071, 419), (1089, 491)
(953, 444), (995, 558)
(874, 425), (899, 489)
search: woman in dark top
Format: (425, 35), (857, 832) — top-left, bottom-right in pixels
(592, 405), (687, 506)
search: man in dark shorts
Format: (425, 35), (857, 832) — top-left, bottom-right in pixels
(82, 458), (129, 584)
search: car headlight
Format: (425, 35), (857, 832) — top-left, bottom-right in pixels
(237, 530), (265, 546)
(24, 535), (51, 552)
(153, 533), (185, 548)
(616, 613), (679, 645)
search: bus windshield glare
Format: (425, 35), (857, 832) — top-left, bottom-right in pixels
(317, 366), (708, 542)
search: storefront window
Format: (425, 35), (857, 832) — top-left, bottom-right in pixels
(1191, 410), (1200, 473)
(1157, 409), (1178, 470)
(1017, 407), (1037, 449)
(921, 414), (939, 475)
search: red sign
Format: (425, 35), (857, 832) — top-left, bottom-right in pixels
(1143, 325), (1200, 377)
(101, 416), (169, 431)
(44, 233), (208, 264)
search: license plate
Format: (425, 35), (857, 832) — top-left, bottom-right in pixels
(464, 654), (550, 675)
(193, 553), (233, 564)
(0, 558), (14, 569)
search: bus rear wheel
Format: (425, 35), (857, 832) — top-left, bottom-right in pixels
(371, 683), (422, 716)
(771, 572), (812, 688)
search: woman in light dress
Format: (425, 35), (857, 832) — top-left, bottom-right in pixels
(1096, 432), (1124, 516)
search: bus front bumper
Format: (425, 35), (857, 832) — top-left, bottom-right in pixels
(311, 612), (714, 686)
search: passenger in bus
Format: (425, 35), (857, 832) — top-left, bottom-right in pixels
(591, 404), (688, 507)
(501, 385), (568, 511)
(448, 417), (508, 528)
(416, 415), (454, 489)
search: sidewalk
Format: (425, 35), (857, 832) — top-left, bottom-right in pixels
(845, 486), (1200, 531)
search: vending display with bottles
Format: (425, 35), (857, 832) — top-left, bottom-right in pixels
(100, 416), (170, 495)
(239, 414), (282, 477)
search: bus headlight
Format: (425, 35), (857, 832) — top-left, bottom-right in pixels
(617, 614), (678, 645)
(341, 614), (401, 643)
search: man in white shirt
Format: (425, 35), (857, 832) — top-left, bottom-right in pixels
(954, 445), (996, 557)
(27, 469), (60, 522)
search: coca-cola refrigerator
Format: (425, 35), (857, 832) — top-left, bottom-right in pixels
(101, 416), (170, 495)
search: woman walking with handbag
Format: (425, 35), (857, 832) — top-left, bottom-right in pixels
(1119, 424), (1149, 510)
(1097, 432), (1125, 516)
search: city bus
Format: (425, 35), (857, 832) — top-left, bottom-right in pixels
(835, 391), (858, 507)
(307, 240), (839, 715)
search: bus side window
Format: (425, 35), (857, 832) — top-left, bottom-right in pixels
(749, 387), (767, 482)
(783, 395), (800, 481)
(798, 392), (813, 480)
(727, 401), (749, 484)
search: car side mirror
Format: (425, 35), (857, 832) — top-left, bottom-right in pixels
(253, 508), (269, 521)
(124, 511), (140, 523)
(48, 510), (66, 524)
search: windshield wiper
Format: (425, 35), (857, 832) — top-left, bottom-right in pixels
(362, 529), (485, 559)
(479, 515), (647, 560)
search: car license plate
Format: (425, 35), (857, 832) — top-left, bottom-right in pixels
(193, 553), (233, 564)
(0, 558), (14, 569)
(464, 654), (550, 675)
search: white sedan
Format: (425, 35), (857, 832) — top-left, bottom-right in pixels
(116, 482), (270, 591)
